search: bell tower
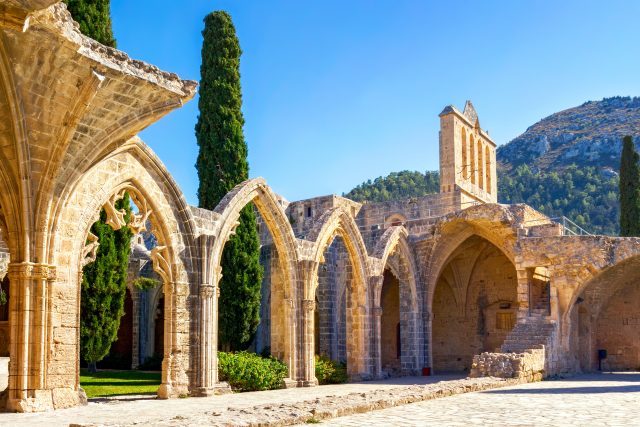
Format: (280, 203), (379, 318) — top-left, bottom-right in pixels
(439, 101), (497, 205)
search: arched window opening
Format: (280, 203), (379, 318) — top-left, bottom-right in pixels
(485, 146), (491, 194)
(477, 141), (484, 190)
(461, 127), (468, 180)
(470, 135), (476, 185)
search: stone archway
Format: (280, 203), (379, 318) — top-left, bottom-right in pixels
(566, 255), (640, 372)
(430, 234), (517, 372)
(205, 178), (299, 389)
(372, 226), (421, 377)
(302, 206), (371, 383)
(46, 144), (198, 408)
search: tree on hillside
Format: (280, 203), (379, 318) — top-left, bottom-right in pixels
(63, 0), (117, 47)
(619, 135), (640, 236)
(195, 11), (263, 351)
(81, 195), (132, 372)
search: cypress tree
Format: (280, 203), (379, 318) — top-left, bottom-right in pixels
(619, 135), (640, 236)
(63, 0), (117, 47)
(64, 0), (131, 371)
(195, 11), (263, 351)
(81, 195), (132, 372)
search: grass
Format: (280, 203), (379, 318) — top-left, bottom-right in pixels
(79, 369), (161, 398)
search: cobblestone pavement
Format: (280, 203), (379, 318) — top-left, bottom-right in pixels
(317, 372), (640, 426)
(1, 374), (465, 426)
(2, 373), (637, 426)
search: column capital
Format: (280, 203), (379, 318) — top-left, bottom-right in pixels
(199, 284), (216, 298)
(8, 262), (56, 281)
(302, 298), (315, 312)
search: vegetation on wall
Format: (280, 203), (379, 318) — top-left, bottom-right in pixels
(195, 11), (263, 351)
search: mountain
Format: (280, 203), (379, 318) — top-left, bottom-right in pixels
(345, 97), (640, 236)
(497, 96), (640, 174)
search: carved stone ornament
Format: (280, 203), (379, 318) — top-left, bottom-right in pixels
(151, 245), (172, 284)
(81, 231), (99, 266)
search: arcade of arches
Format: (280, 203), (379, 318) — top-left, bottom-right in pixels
(2, 1), (640, 414)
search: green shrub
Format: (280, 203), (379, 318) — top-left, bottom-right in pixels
(218, 351), (287, 392)
(315, 355), (348, 385)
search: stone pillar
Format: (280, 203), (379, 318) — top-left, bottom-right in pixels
(516, 268), (530, 320)
(131, 288), (140, 369)
(194, 282), (223, 395)
(6, 262), (63, 412)
(299, 259), (319, 387)
(372, 306), (383, 378)
(157, 280), (186, 398)
(301, 298), (318, 386)
(369, 275), (384, 378)
(192, 233), (230, 396)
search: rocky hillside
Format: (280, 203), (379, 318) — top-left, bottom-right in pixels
(497, 96), (640, 173)
(346, 97), (640, 236)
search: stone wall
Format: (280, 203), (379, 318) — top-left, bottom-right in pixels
(470, 349), (545, 381)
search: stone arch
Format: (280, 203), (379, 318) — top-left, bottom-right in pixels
(564, 254), (640, 371)
(305, 206), (371, 378)
(477, 141), (484, 189)
(469, 134), (476, 185)
(0, 40), (30, 262)
(485, 145), (491, 193)
(374, 226), (419, 313)
(51, 143), (197, 402)
(211, 177), (299, 380)
(429, 233), (517, 371)
(373, 226), (422, 374)
(384, 213), (407, 228)
(461, 127), (468, 180)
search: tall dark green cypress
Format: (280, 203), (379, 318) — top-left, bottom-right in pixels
(63, 0), (116, 47)
(81, 196), (132, 372)
(196, 11), (263, 351)
(619, 135), (640, 236)
(64, 0), (131, 370)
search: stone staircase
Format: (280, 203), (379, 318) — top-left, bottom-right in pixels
(501, 317), (556, 354)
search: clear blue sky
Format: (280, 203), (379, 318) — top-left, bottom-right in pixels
(111, 0), (640, 205)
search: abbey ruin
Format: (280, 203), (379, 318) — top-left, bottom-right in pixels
(1, 0), (639, 413)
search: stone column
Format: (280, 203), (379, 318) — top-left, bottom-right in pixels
(298, 259), (319, 387)
(516, 268), (530, 320)
(369, 275), (384, 378)
(372, 306), (383, 378)
(6, 262), (60, 412)
(301, 298), (318, 386)
(131, 288), (140, 369)
(194, 282), (219, 395)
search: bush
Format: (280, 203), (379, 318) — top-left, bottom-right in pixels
(218, 351), (287, 392)
(315, 355), (348, 384)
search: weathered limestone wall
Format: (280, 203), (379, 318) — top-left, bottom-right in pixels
(470, 349), (545, 381)
(439, 101), (497, 204)
(595, 282), (640, 371)
(432, 237), (517, 372)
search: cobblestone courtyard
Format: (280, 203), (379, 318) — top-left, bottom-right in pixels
(319, 373), (640, 426)
(1, 373), (638, 426)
